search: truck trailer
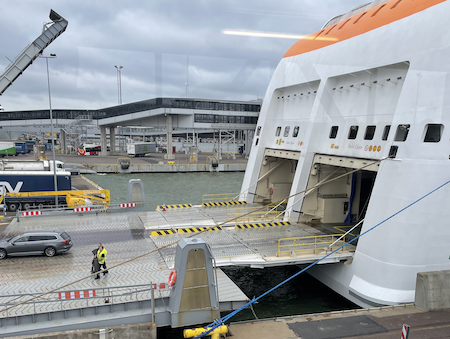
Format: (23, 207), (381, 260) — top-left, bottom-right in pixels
(126, 142), (157, 157)
(0, 171), (72, 211)
(0, 159), (64, 172)
(0, 142), (16, 157)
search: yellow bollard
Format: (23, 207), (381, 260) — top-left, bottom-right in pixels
(183, 325), (227, 339)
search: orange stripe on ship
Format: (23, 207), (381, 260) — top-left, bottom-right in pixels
(284, 0), (445, 58)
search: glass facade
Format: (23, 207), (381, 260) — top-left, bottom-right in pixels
(0, 98), (261, 121)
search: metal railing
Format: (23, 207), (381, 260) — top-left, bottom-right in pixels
(202, 192), (244, 204)
(16, 201), (145, 219)
(277, 234), (353, 257)
(226, 206), (288, 225)
(0, 283), (166, 318)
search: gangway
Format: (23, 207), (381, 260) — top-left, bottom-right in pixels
(0, 10), (68, 96)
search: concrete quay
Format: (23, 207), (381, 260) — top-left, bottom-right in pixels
(228, 304), (450, 339)
(47, 151), (247, 173)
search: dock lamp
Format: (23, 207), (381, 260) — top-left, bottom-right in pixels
(40, 54), (58, 207)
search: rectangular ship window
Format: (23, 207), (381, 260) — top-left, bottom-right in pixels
(389, 145), (398, 158)
(364, 126), (376, 140)
(329, 126), (338, 139)
(394, 124), (410, 141)
(256, 126), (261, 136)
(284, 126), (290, 137)
(348, 126), (359, 139)
(275, 126), (281, 137)
(382, 125), (391, 140)
(424, 124), (443, 142)
(293, 126), (300, 137)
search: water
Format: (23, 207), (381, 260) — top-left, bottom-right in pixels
(85, 172), (245, 210)
(85, 172), (357, 322)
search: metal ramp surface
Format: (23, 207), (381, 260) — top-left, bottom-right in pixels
(139, 204), (355, 269)
(0, 206), (354, 336)
(0, 212), (248, 337)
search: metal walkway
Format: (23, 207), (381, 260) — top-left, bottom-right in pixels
(141, 204), (355, 268)
(0, 205), (354, 336)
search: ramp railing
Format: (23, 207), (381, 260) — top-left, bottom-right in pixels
(227, 206), (288, 225)
(0, 283), (168, 318)
(202, 192), (244, 204)
(277, 234), (355, 257)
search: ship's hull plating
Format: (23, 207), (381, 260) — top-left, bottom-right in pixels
(241, 0), (450, 307)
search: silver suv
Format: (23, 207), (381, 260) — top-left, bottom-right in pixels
(0, 230), (72, 259)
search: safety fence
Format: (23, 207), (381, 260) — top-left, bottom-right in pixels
(226, 206), (288, 225)
(277, 234), (354, 257)
(202, 193), (244, 205)
(0, 283), (169, 318)
(16, 202), (144, 219)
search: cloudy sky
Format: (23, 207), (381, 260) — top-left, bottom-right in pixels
(1, 0), (363, 111)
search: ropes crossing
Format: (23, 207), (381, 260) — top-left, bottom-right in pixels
(0, 157), (387, 317)
(192, 178), (450, 338)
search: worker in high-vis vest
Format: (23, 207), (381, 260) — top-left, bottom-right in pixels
(95, 243), (108, 280)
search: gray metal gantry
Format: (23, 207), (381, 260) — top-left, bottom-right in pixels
(0, 10), (68, 96)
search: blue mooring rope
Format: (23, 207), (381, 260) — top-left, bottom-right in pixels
(193, 179), (450, 338)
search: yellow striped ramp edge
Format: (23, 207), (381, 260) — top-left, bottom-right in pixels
(202, 201), (247, 207)
(177, 226), (222, 233)
(235, 221), (291, 229)
(151, 230), (177, 236)
(157, 204), (193, 210)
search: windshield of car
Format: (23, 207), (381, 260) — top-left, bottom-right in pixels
(9, 234), (24, 243)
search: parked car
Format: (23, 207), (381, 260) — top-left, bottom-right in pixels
(0, 230), (72, 259)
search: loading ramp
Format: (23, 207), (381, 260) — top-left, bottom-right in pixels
(0, 205), (355, 337)
(0, 10), (68, 96)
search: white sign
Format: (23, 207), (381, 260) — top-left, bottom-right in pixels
(0, 182), (24, 194)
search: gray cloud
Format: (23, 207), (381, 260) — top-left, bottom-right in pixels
(0, 0), (363, 111)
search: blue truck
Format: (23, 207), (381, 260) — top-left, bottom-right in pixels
(0, 171), (72, 211)
(14, 142), (27, 155)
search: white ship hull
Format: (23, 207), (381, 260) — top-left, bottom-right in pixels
(241, 0), (450, 307)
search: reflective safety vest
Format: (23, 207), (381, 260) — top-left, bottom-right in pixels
(97, 248), (107, 264)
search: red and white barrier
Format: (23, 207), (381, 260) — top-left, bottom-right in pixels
(21, 211), (43, 217)
(120, 203), (136, 208)
(73, 207), (92, 212)
(153, 283), (169, 290)
(401, 324), (410, 339)
(58, 290), (96, 300)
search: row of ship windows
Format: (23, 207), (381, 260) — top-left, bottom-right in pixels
(259, 124), (444, 143)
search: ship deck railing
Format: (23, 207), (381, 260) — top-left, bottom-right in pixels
(276, 234), (354, 257)
(202, 192), (244, 204)
(227, 210), (288, 224)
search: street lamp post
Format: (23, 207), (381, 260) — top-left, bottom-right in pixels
(40, 54), (58, 207)
(115, 65), (123, 151)
(115, 65), (123, 105)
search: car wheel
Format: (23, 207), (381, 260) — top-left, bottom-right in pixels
(7, 203), (18, 212)
(23, 203), (31, 210)
(0, 249), (6, 259)
(44, 247), (56, 257)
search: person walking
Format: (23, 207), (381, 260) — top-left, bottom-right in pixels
(95, 243), (108, 280)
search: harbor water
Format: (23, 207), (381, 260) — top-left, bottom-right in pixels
(85, 172), (357, 322)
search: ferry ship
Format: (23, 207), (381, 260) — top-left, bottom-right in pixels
(241, 0), (450, 308)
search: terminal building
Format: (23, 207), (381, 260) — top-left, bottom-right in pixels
(0, 97), (261, 159)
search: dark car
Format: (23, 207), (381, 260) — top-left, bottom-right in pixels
(0, 230), (72, 259)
